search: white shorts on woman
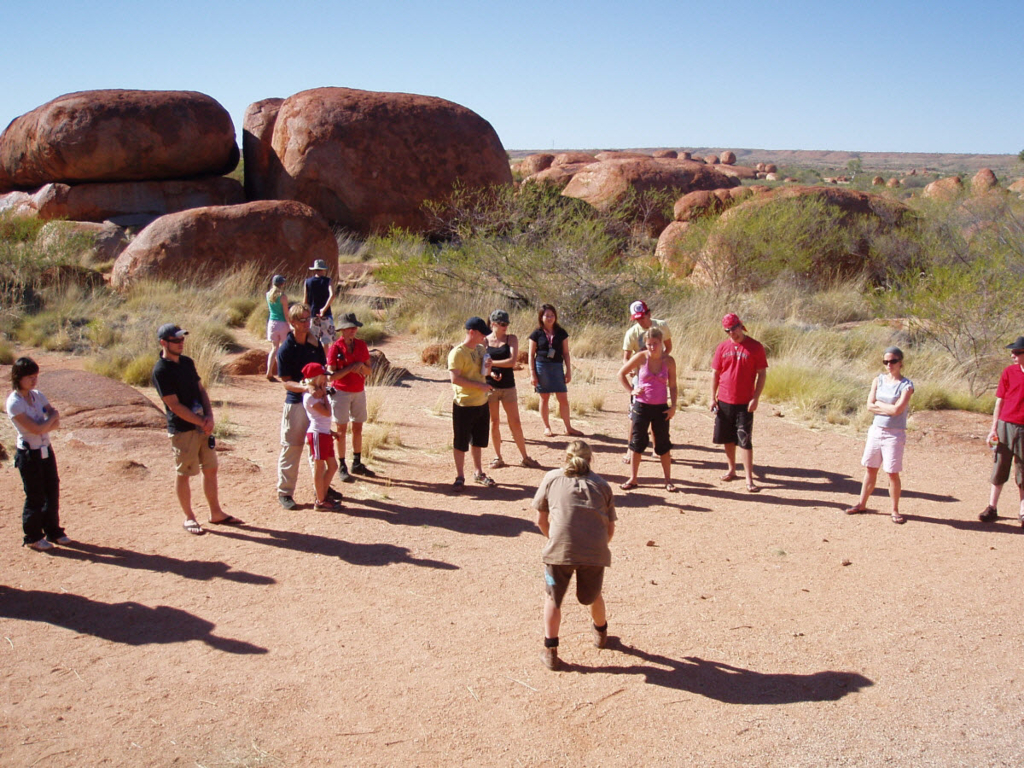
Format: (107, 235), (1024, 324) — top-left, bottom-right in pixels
(861, 424), (906, 473)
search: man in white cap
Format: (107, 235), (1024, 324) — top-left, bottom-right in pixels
(304, 259), (336, 347)
(152, 323), (243, 534)
(621, 300), (672, 460)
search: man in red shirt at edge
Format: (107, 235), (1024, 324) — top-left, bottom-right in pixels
(979, 335), (1024, 527)
(711, 313), (768, 493)
(326, 313), (376, 483)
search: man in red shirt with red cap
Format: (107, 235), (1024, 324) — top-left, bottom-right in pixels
(711, 313), (768, 493)
(979, 335), (1024, 527)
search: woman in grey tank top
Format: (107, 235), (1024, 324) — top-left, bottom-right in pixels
(845, 347), (914, 523)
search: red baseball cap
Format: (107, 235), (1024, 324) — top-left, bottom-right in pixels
(722, 313), (743, 331)
(301, 362), (326, 379)
(630, 300), (649, 320)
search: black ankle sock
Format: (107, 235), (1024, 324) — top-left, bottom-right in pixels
(544, 637), (559, 648)
(340, 460), (348, 472)
(353, 453), (362, 465)
(594, 622), (607, 633)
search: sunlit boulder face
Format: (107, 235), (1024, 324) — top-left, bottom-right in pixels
(110, 201), (336, 290)
(922, 176), (964, 201)
(250, 87), (512, 236)
(0, 90), (238, 192)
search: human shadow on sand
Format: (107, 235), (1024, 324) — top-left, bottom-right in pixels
(0, 586), (267, 654)
(50, 542), (276, 584)
(208, 525), (460, 569)
(567, 638), (872, 704)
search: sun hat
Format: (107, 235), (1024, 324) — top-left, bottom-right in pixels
(158, 323), (188, 341)
(722, 312), (743, 331)
(337, 313), (363, 330)
(1005, 336), (1024, 351)
(309, 259), (329, 271)
(490, 309), (511, 325)
(630, 300), (649, 320)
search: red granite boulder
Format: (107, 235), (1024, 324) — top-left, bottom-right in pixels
(0, 90), (238, 191)
(719, 150), (736, 165)
(242, 98), (284, 201)
(110, 200), (336, 290)
(517, 153), (555, 176)
(923, 176), (964, 201)
(552, 152), (598, 166)
(37, 221), (129, 266)
(971, 168), (998, 195)
(653, 150), (678, 159)
(263, 87), (512, 235)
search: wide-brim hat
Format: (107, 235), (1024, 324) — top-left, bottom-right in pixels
(309, 259), (329, 271)
(338, 312), (363, 330)
(1006, 336), (1024, 351)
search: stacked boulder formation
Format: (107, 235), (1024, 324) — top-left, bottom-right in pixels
(0, 90), (243, 226)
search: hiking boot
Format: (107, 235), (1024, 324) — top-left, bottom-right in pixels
(351, 462), (376, 478)
(978, 505), (998, 523)
(26, 538), (54, 552)
(326, 487), (343, 501)
(541, 646), (560, 671)
(314, 499), (342, 512)
(278, 495), (297, 510)
(592, 624), (608, 649)
(339, 467), (356, 484)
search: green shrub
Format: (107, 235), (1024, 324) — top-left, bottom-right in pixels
(224, 297), (258, 327)
(0, 340), (14, 364)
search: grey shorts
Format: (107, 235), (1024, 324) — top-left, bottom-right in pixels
(544, 564), (605, 608)
(330, 389), (368, 424)
(991, 420), (1024, 487)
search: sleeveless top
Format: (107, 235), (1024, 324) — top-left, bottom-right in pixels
(635, 356), (669, 405)
(486, 340), (516, 389)
(267, 290), (285, 322)
(872, 375), (913, 430)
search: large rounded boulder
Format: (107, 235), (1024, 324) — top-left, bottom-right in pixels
(242, 98), (284, 201)
(0, 90), (238, 191)
(111, 200), (336, 289)
(562, 157), (739, 211)
(259, 87), (512, 236)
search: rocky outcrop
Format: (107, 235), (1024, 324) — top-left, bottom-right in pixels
(0, 90), (238, 191)
(594, 151), (649, 161)
(516, 153), (555, 176)
(971, 168), (998, 195)
(13, 177), (243, 226)
(655, 221), (694, 277)
(1009, 178), (1024, 195)
(552, 152), (598, 166)
(923, 176), (964, 201)
(258, 87), (512, 235)
(714, 164), (756, 180)
(653, 150), (678, 159)
(524, 163), (595, 188)
(37, 221), (128, 266)
(31, 369), (163, 430)
(704, 154), (720, 165)
(111, 200), (336, 289)
(242, 98), (284, 201)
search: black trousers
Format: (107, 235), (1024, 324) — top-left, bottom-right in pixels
(15, 446), (63, 544)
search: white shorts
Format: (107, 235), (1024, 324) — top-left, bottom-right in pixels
(267, 319), (289, 344)
(861, 425), (906, 474)
(330, 389), (368, 424)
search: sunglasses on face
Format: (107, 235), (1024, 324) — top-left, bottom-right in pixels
(294, 316), (311, 324)
(1012, 350), (1024, 357)
(883, 358), (901, 365)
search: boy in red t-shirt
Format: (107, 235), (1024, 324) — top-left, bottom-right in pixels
(326, 313), (375, 482)
(711, 313), (768, 493)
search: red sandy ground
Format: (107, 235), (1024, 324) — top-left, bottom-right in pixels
(1, 335), (1022, 766)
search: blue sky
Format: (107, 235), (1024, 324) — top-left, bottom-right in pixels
(3, 0), (1022, 154)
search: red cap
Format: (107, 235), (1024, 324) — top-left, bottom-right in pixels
(629, 300), (649, 320)
(722, 312), (743, 331)
(301, 362), (326, 379)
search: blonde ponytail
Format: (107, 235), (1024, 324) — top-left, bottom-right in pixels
(563, 439), (593, 477)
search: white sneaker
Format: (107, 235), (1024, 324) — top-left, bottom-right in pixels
(27, 539), (54, 551)
(51, 536), (71, 545)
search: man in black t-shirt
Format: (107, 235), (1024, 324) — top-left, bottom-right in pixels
(152, 323), (243, 535)
(275, 303), (330, 509)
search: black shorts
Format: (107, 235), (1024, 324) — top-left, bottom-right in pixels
(452, 402), (489, 452)
(713, 401), (753, 450)
(629, 401), (672, 455)
(544, 564), (605, 608)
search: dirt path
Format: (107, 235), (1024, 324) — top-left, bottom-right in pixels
(1, 334), (1022, 766)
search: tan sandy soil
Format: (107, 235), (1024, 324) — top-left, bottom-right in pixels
(2, 334), (1023, 766)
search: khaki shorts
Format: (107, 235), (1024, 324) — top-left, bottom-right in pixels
(488, 387), (518, 406)
(170, 430), (217, 477)
(330, 389), (368, 423)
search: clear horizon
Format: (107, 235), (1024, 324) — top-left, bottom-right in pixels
(3, 0), (1023, 157)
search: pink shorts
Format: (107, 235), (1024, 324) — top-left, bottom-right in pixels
(306, 431), (335, 461)
(861, 425), (906, 474)
(267, 320), (289, 345)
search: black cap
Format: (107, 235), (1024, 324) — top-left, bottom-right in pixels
(465, 316), (490, 335)
(158, 323), (188, 341)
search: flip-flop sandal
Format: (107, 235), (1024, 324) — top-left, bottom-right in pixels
(891, 512), (906, 524)
(520, 457), (542, 469)
(844, 506), (865, 515)
(621, 455), (631, 464)
(620, 481), (638, 491)
(490, 457), (507, 469)
(664, 483), (678, 493)
(452, 476), (465, 492)
(720, 473), (738, 482)
(182, 519), (205, 535)
(543, 429), (555, 437)
(209, 515), (245, 526)
(566, 429), (584, 437)
(746, 484), (761, 494)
